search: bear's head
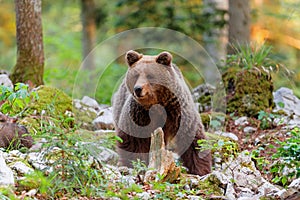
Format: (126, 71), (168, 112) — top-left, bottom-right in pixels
(125, 50), (175, 107)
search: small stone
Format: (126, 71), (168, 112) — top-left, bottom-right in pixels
(27, 152), (48, 171)
(0, 74), (13, 88)
(273, 87), (300, 116)
(122, 175), (135, 186)
(187, 195), (201, 200)
(288, 178), (300, 190)
(81, 96), (100, 111)
(11, 161), (34, 175)
(93, 107), (114, 130)
(214, 131), (238, 141)
(238, 187), (255, 198)
(25, 189), (37, 197)
(136, 192), (151, 200)
(190, 178), (199, 188)
(184, 184), (190, 191)
(235, 117), (248, 126)
(73, 99), (82, 110)
(82, 142), (118, 165)
(0, 152), (14, 185)
(243, 126), (257, 134)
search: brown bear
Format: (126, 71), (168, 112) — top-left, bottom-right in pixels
(113, 50), (211, 176)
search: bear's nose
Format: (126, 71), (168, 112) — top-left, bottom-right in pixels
(134, 86), (143, 97)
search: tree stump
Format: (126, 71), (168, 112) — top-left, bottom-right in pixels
(144, 127), (180, 183)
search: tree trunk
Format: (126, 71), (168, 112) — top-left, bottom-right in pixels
(227, 0), (250, 54)
(10, 0), (44, 86)
(203, 0), (228, 64)
(81, 0), (97, 70)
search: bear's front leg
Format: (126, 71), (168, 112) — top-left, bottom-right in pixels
(180, 139), (212, 176)
(117, 130), (151, 167)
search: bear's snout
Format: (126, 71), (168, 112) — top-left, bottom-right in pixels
(134, 86), (143, 97)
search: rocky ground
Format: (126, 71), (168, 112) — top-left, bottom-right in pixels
(0, 74), (299, 199)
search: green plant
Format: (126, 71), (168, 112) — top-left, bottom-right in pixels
(106, 183), (143, 200)
(0, 187), (17, 200)
(18, 170), (51, 195)
(131, 159), (148, 176)
(257, 110), (284, 130)
(197, 137), (239, 163)
(225, 43), (275, 70)
(271, 126), (300, 186)
(251, 147), (270, 171)
(0, 83), (38, 116)
(37, 116), (107, 198)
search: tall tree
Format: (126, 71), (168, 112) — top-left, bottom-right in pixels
(10, 0), (44, 86)
(227, 0), (250, 54)
(80, 0), (97, 70)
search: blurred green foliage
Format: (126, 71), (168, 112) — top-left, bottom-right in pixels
(0, 0), (299, 104)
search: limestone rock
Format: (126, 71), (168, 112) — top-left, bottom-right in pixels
(273, 87), (300, 116)
(81, 96), (100, 111)
(214, 131), (238, 141)
(93, 107), (114, 130)
(83, 142), (118, 165)
(234, 116), (248, 126)
(0, 74), (13, 88)
(243, 126), (257, 134)
(192, 83), (216, 113)
(0, 152), (14, 185)
(10, 161), (34, 175)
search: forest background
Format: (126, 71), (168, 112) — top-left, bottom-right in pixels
(0, 0), (300, 104)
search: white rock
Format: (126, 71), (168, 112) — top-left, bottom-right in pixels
(273, 87), (300, 116)
(93, 107), (114, 130)
(259, 181), (281, 196)
(82, 142), (118, 165)
(187, 195), (201, 200)
(136, 192), (151, 200)
(102, 165), (121, 180)
(237, 187), (255, 198)
(235, 117), (248, 126)
(225, 182), (236, 200)
(121, 175), (135, 186)
(25, 189), (37, 197)
(81, 96), (100, 111)
(214, 131), (238, 141)
(287, 115), (300, 129)
(0, 152), (14, 185)
(243, 126), (257, 134)
(11, 161), (34, 175)
(73, 99), (82, 110)
(0, 74), (13, 88)
(27, 152), (48, 171)
(288, 178), (300, 190)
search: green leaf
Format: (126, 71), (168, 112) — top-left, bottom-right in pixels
(277, 102), (285, 108)
(7, 93), (16, 102)
(270, 167), (279, 173)
(281, 176), (288, 185)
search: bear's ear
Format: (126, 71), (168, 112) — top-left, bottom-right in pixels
(156, 51), (172, 66)
(126, 50), (143, 67)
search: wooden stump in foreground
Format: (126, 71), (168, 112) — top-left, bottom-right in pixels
(144, 127), (180, 183)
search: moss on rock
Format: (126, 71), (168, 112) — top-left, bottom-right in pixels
(19, 86), (74, 134)
(24, 85), (73, 116)
(222, 67), (274, 117)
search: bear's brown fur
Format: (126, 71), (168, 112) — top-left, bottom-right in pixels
(113, 50), (211, 176)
